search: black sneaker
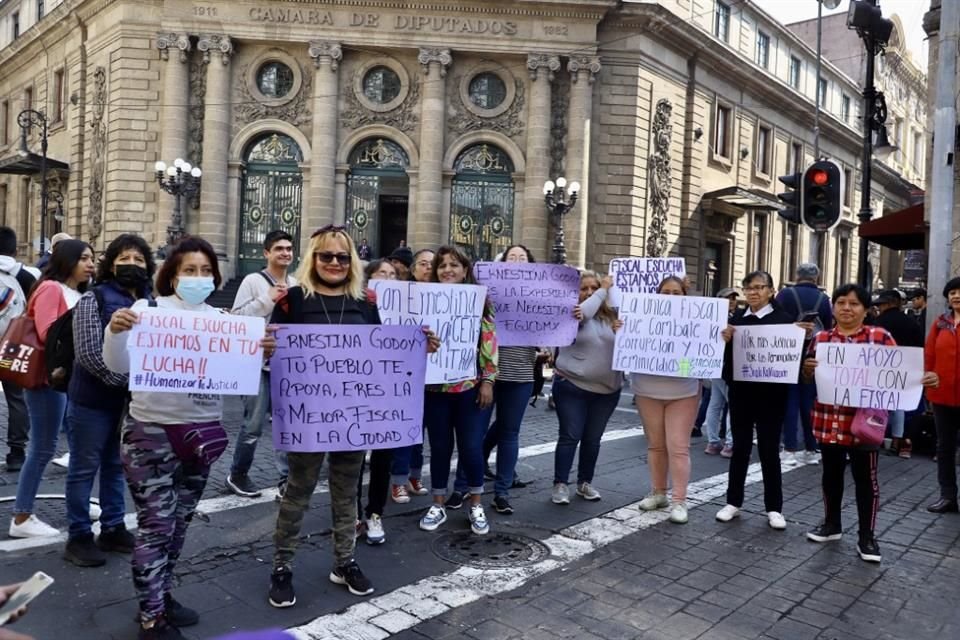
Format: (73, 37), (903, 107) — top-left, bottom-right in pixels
(98, 525), (136, 553)
(64, 533), (107, 567)
(857, 534), (882, 563)
(164, 594), (199, 627)
(226, 473), (262, 498)
(4, 449), (24, 472)
(137, 617), (185, 640)
(806, 523), (843, 543)
(268, 568), (296, 608)
(492, 496), (514, 515)
(330, 560), (374, 596)
(445, 491), (464, 510)
(484, 463), (496, 481)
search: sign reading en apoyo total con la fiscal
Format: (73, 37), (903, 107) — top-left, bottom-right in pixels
(473, 262), (580, 347)
(613, 292), (726, 379)
(732, 324), (806, 384)
(608, 257), (686, 308)
(814, 342), (924, 410)
(371, 280), (486, 384)
(127, 308), (264, 395)
(270, 324), (427, 453)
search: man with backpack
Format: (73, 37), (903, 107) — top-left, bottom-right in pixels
(0, 227), (40, 472)
(225, 230), (298, 498)
(776, 263), (833, 467)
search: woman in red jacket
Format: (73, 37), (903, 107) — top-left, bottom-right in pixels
(923, 276), (960, 514)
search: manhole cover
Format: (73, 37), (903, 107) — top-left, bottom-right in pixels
(431, 531), (551, 568)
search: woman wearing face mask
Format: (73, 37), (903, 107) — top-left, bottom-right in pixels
(419, 246), (498, 536)
(104, 236), (276, 640)
(63, 234), (155, 568)
(9, 239), (95, 540)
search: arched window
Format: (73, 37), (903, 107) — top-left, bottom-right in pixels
(450, 144), (515, 261)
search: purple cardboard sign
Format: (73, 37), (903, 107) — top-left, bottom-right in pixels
(270, 324), (427, 453)
(473, 262), (580, 347)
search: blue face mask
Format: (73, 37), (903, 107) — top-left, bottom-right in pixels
(175, 276), (215, 305)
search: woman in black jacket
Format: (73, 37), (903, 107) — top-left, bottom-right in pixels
(716, 270), (799, 530)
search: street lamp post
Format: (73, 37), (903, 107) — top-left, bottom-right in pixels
(154, 158), (202, 256)
(543, 177), (580, 265)
(17, 109), (49, 256)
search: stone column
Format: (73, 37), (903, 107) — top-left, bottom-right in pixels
(523, 54), (560, 257)
(197, 34), (233, 258)
(156, 33), (191, 245)
(565, 55), (600, 268)
(414, 48), (451, 249)
(307, 41), (343, 239)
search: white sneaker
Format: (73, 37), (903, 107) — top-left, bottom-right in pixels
(638, 492), (669, 511)
(552, 483), (570, 505)
(365, 514), (386, 545)
(767, 511), (787, 530)
(779, 451), (800, 468)
(52, 453), (70, 469)
(715, 504), (741, 522)
(88, 502), (102, 521)
(469, 504), (490, 536)
(9, 515), (60, 538)
(801, 451), (821, 465)
(576, 482), (601, 501)
(669, 502), (688, 524)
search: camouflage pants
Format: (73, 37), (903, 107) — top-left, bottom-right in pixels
(273, 451), (364, 570)
(120, 418), (211, 623)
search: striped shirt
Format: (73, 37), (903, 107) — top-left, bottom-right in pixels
(497, 346), (536, 383)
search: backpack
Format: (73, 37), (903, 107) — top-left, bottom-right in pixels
(0, 264), (33, 338)
(788, 287), (829, 334)
(45, 288), (106, 392)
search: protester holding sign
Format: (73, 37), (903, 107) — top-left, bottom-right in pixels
(63, 234), (154, 568)
(633, 277), (700, 525)
(419, 246), (497, 536)
(551, 272), (622, 506)
(9, 239), (95, 540)
(801, 284), (935, 563)
(104, 236), (276, 638)
(716, 271), (798, 531)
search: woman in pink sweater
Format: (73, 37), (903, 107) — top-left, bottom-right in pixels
(9, 239), (95, 539)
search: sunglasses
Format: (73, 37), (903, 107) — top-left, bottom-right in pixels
(311, 224), (347, 238)
(315, 251), (351, 266)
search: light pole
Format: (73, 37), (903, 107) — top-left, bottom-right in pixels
(17, 109), (49, 256)
(543, 177), (580, 264)
(154, 158), (202, 256)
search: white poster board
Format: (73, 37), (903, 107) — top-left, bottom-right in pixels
(127, 308), (265, 395)
(608, 257), (686, 308)
(814, 343), (924, 410)
(612, 292), (726, 379)
(732, 324), (806, 383)
(372, 280), (486, 384)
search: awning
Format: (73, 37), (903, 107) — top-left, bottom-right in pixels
(0, 151), (70, 175)
(857, 203), (926, 250)
(701, 186), (784, 213)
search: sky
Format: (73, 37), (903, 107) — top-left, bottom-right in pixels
(761, 0), (931, 68)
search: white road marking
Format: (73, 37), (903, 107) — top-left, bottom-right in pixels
(0, 427), (646, 553)
(288, 462), (789, 640)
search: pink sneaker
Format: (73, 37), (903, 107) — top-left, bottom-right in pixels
(720, 445), (734, 458)
(704, 443), (723, 455)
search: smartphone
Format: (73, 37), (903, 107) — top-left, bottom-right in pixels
(800, 312), (820, 322)
(0, 572), (54, 626)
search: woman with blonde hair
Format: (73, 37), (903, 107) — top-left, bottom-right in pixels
(551, 271), (622, 505)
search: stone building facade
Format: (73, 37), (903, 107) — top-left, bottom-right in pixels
(0, 0), (925, 293)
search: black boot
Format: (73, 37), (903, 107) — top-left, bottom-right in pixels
(64, 533), (107, 567)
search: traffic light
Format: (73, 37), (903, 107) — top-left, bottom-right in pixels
(802, 160), (843, 232)
(777, 173), (802, 224)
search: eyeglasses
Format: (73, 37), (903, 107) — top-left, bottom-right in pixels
(315, 252), (351, 266)
(311, 224), (346, 238)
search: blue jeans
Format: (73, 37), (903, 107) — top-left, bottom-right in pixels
(390, 444), (424, 485)
(552, 377), (621, 485)
(14, 387), (67, 514)
(704, 379), (732, 447)
(230, 370), (288, 479)
(782, 382), (818, 451)
(65, 402), (126, 537)
(425, 387), (492, 497)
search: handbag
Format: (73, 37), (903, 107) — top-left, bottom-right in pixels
(851, 408), (887, 446)
(0, 314), (48, 390)
(163, 421), (229, 468)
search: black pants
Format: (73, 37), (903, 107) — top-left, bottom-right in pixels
(820, 444), (879, 535)
(931, 404), (960, 501)
(3, 380), (29, 453)
(357, 448), (393, 518)
(726, 385), (786, 512)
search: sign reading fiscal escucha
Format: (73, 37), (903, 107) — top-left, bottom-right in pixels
(271, 324), (427, 453)
(473, 262), (580, 347)
(732, 324), (806, 384)
(814, 343), (924, 410)
(612, 292), (726, 379)
(608, 257), (686, 308)
(127, 308), (264, 395)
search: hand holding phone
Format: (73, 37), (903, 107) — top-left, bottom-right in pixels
(0, 572), (54, 627)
